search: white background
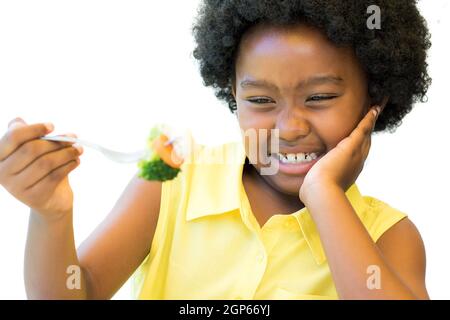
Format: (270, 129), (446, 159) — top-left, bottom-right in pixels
(0, 0), (448, 299)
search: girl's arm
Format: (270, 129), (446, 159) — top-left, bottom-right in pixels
(299, 106), (428, 299)
(1, 119), (162, 299)
(25, 175), (162, 299)
(76, 175), (162, 299)
(25, 209), (87, 299)
(302, 183), (429, 300)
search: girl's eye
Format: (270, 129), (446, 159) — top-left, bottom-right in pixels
(306, 95), (338, 102)
(247, 97), (274, 104)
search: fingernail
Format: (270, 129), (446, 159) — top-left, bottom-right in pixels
(8, 117), (24, 128)
(372, 108), (378, 117)
(73, 143), (84, 154)
(44, 123), (54, 132)
(376, 106), (382, 115)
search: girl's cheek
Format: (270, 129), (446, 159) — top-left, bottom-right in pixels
(315, 115), (355, 149)
(238, 111), (274, 132)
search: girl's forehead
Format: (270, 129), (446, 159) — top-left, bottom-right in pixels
(240, 23), (332, 51)
(235, 24), (360, 83)
(237, 23), (355, 66)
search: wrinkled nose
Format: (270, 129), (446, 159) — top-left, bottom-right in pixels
(276, 106), (311, 142)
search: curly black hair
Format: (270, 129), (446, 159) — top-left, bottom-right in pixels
(192, 0), (431, 133)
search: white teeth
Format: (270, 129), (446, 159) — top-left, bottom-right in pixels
(274, 152), (319, 164)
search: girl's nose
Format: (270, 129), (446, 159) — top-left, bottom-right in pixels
(275, 107), (311, 142)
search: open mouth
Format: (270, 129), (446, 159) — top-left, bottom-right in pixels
(268, 151), (324, 164)
(265, 151), (325, 176)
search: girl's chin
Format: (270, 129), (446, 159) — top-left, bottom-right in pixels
(263, 174), (304, 197)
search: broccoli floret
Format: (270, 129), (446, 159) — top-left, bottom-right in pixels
(138, 158), (181, 182)
(137, 124), (182, 182)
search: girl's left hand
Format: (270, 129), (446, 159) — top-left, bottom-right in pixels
(299, 105), (381, 203)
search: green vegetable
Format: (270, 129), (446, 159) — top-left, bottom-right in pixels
(137, 125), (182, 182)
(138, 158), (181, 181)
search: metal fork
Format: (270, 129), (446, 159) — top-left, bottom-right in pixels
(40, 135), (149, 163)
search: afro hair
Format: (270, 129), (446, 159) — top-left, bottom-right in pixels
(192, 0), (431, 133)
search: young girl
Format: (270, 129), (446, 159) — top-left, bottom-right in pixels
(0, 0), (431, 299)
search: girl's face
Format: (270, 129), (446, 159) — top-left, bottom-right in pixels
(233, 23), (371, 196)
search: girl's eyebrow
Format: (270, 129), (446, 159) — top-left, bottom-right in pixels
(240, 75), (344, 90)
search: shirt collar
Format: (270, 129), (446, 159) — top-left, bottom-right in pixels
(185, 141), (246, 222)
(185, 140), (368, 266)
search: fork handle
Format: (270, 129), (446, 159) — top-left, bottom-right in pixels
(40, 135), (98, 150)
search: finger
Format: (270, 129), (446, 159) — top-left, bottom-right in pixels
(16, 145), (82, 190)
(351, 106), (379, 139)
(25, 160), (80, 200)
(0, 121), (54, 161)
(365, 108), (378, 150)
(361, 106), (380, 158)
(1, 134), (81, 175)
(362, 132), (372, 159)
(363, 106), (380, 134)
(365, 106), (381, 157)
(372, 105), (381, 130)
(8, 117), (26, 129)
(342, 106), (378, 157)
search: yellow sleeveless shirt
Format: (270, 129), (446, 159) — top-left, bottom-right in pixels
(132, 138), (407, 299)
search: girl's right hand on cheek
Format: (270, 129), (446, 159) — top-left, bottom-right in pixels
(0, 117), (83, 220)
